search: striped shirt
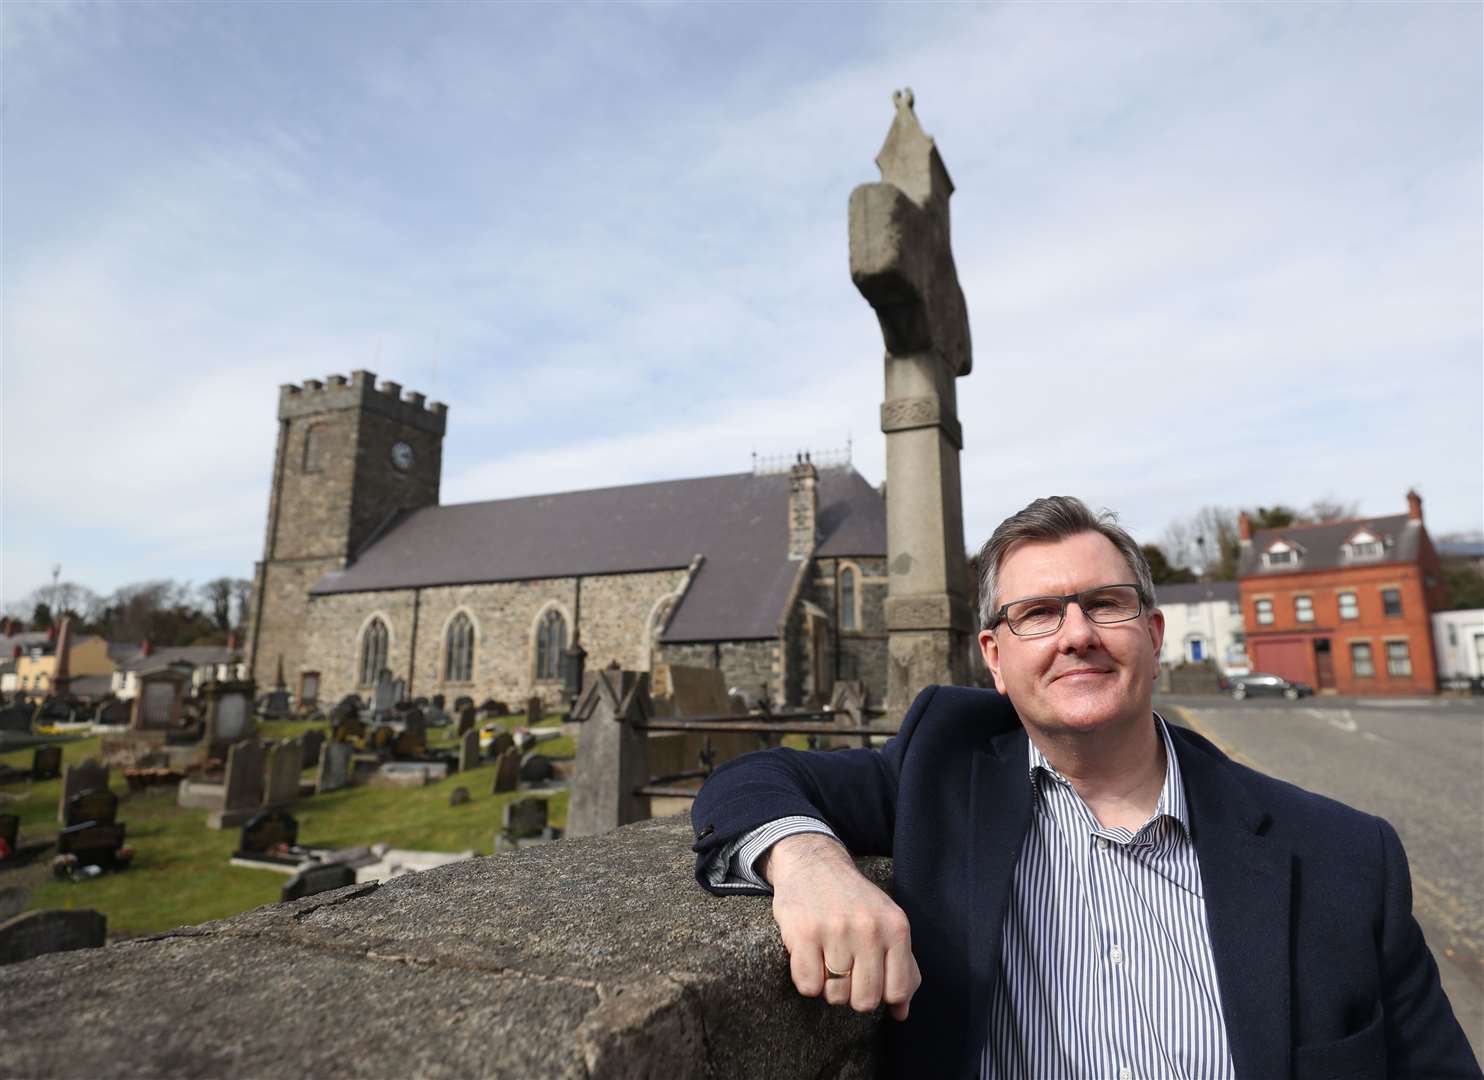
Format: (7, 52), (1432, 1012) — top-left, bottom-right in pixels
(708, 714), (1237, 1080)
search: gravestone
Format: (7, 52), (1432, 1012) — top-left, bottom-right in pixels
(208, 738), (265, 829)
(519, 753), (554, 785)
(31, 746), (62, 781)
(504, 797), (548, 839)
(491, 749), (520, 794)
(316, 741), (353, 795)
(0, 704), (31, 733)
(0, 909), (107, 966)
(849, 89), (975, 715)
(452, 695), (473, 713)
(332, 713), (365, 745)
(524, 696), (543, 726)
(281, 862), (356, 902)
(0, 814), (17, 860)
(240, 809), (298, 855)
(57, 821), (126, 868)
(479, 698), (509, 717)
(132, 668), (189, 730)
(391, 728), (426, 760)
(488, 731), (515, 759)
(263, 740), (302, 807)
(258, 689), (292, 719)
(459, 730), (479, 774)
(448, 786), (470, 807)
(93, 699), (130, 727)
(567, 669), (651, 839)
(65, 789), (119, 828)
(456, 707), (477, 738)
(654, 664), (731, 717)
(330, 695), (361, 723)
(300, 729), (325, 770)
(431, 694), (446, 710)
(203, 680), (256, 758)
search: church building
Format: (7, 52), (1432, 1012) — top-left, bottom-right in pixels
(246, 371), (888, 710)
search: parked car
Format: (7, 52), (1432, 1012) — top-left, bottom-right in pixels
(1227, 673), (1313, 701)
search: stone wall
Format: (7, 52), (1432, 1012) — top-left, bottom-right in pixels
(0, 816), (886, 1078)
(655, 640), (778, 707)
(304, 570), (687, 707)
(811, 556), (890, 706)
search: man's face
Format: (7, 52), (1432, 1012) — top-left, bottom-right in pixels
(978, 531), (1164, 739)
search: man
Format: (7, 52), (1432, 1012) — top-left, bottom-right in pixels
(692, 496), (1478, 1078)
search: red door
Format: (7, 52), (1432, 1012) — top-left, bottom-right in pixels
(1313, 639), (1335, 690)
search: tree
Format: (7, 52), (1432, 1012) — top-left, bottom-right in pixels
(1159, 506), (1241, 581)
(1442, 565), (1484, 611)
(1141, 544), (1196, 585)
(1247, 505), (1300, 529)
(31, 602), (53, 631)
(232, 578), (253, 632)
(1305, 497), (1360, 524)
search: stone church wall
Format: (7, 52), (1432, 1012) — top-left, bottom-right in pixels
(809, 555), (889, 706)
(304, 569), (686, 709)
(655, 641), (778, 707)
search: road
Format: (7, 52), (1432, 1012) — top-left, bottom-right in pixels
(1158, 693), (1484, 1058)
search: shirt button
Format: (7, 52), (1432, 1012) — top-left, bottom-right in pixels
(1096, 837), (1111, 850)
(1110, 944), (1124, 965)
(1119, 1068), (1132, 1080)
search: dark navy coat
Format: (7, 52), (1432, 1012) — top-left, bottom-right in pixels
(691, 685), (1478, 1079)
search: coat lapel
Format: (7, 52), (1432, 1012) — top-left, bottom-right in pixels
(967, 727), (1033, 1051)
(1177, 731), (1294, 1079)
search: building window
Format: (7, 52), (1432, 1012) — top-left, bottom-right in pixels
(1343, 532), (1383, 560)
(1448, 624), (1459, 647)
(1294, 596), (1314, 623)
(535, 609), (566, 681)
(444, 612), (475, 683)
(1381, 588), (1403, 617)
(303, 424), (327, 473)
(1265, 549), (1293, 566)
(839, 566), (858, 632)
(1338, 592), (1359, 620)
(1350, 642), (1375, 677)
(358, 617), (389, 686)
(1386, 640), (1412, 676)
(1255, 599), (1274, 625)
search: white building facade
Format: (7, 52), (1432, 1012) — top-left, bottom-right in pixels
(1432, 609), (1484, 684)
(1156, 582), (1249, 675)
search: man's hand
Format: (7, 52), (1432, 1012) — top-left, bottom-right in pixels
(760, 832), (921, 1020)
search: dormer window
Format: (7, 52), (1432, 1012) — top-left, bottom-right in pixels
(1261, 540), (1301, 568)
(1342, 529), (1384, 561)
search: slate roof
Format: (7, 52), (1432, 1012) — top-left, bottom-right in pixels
(1438, 540), (1484, 559)
(311, 468), (888, 642)
(1238, 514), (1420, 578)
(120, 646), (233, 674)
(1154, 581), (1239, 606)
(0, 631), (51, 658)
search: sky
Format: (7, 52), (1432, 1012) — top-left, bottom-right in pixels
(3, 2), (1481, 608)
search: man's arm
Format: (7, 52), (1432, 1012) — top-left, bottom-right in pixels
(1375, 817), (1480, 1075)
(690, 687), (941, 1017)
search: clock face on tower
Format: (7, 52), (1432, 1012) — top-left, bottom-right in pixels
(390, 441), (415, 472)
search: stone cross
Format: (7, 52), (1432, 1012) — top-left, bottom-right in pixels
(849, 89), (975, 717)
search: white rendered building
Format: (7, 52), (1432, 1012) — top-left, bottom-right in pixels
(1156, 582), (1249, 676)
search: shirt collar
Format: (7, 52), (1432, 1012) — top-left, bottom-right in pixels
(1027, 711), (1191, 838)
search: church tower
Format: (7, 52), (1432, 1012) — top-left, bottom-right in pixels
(246, 370), (446, 691)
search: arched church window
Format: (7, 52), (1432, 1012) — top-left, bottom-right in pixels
(303, 424), (327, 473)
(839, 566), (858, 631)
(444, 612), (475, 683)
(535, 609), (566, 681)
(359, 617), (389, 686)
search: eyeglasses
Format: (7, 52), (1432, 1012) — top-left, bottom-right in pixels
(987, 584), (1146, 638)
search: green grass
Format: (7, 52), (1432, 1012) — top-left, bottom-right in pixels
(0, 715), (572, 937)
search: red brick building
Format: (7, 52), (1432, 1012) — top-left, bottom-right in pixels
(1237, 491), (1449, 695)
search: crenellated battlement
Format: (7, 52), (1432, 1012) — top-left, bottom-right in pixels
(278, 370), (447, 434)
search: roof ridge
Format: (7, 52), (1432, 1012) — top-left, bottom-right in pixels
(1253, 512), (1406, 535)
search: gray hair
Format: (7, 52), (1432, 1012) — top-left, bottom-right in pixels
(976, 496), (1157, 629)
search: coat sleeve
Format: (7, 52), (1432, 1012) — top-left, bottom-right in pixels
(690, 686), (941, 895)
(1375, 816), (1481, 1076)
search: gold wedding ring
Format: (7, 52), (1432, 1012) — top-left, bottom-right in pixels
(824, 963), (853, 980)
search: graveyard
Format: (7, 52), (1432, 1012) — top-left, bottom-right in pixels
(0, 710), (573, 936)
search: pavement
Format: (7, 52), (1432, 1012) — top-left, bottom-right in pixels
(1159, 692), (1484, 1058)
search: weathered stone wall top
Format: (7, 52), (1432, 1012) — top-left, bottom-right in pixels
(279, 369), (448, 435)
(0, 817), (886, 1078)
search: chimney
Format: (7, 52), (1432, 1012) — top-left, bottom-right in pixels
(788, 452), (819, 561)
(1406, 489), (1423, 522)
(1237, 511), (1252, 543)
(140, 639), (152, 658)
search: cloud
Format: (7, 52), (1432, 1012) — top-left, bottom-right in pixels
(2, 3), (1479, 607)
